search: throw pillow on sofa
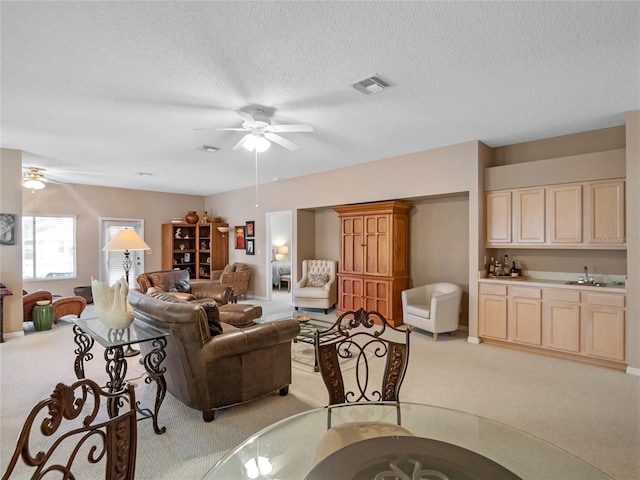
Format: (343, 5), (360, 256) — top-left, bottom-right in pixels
(147, 286), (196, 302)
(308, 273), (329, 287)
(201, 302), (223, 336)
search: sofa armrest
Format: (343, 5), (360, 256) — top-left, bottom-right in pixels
(204, 320), (300, 360)
(190, 281), (232, 304)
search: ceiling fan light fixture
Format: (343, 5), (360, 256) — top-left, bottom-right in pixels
(243, 133), (270, 153)
(23, 178), (45, 190)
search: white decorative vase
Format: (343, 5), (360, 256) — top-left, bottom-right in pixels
(91, 277), (134, 329)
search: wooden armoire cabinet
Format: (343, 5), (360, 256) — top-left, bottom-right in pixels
(162, 223), (229, 279)
(334, 201), (411, 326)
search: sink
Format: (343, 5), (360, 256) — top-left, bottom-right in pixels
(565, 281), (607, 287)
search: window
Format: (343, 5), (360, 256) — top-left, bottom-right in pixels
(22, 215), (76, 281)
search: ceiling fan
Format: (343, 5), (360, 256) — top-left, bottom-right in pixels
(22, 167), (75, 190)
(196, 109), (313, 152)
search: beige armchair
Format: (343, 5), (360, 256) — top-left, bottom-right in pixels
(293, 260), (337, 314)
(401, 282), (462, 341)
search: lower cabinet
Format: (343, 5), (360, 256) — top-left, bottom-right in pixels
(479, 283), (626, 367)
(338, 275), (407, 326)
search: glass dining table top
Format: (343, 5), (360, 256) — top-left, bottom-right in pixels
(202, 402), (612, 480)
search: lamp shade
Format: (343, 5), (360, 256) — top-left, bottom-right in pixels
(103, 229), (150, 252)
(277, 245), (289, 255)
(217, 226), (230, 233)
(243, 133), (271, 153)
(23, 178), (45, 190)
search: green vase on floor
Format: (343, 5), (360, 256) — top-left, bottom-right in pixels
(33, 301), (54, 331)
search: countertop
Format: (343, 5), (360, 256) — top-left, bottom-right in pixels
(479, 275), (626, 293)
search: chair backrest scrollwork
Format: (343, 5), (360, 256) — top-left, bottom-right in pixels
(2, 379), (137, 480)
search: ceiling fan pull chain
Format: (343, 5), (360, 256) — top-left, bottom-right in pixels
(255, 149), (259, 208)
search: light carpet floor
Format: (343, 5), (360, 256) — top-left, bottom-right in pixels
(1, 291), (638, 479)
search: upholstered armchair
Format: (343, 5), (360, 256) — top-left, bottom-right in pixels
(293, 259), (337, 314)
(401, 282), (462, 340)
(210, 262), (251, 300)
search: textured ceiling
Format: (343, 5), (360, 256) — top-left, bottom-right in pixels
(1, 1), (639, 196)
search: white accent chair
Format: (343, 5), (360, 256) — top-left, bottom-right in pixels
(293, 260), (337, 314)
(401, 282), (462, 340)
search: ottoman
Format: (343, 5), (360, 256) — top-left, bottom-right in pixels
(219, 304), (263, 328)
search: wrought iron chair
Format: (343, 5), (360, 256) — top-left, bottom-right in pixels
(313, 308), (412, 462)
(2, 378), (137, 480)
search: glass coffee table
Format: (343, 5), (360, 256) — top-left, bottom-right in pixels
(202, 402), (613, 479)
(257, 310), (339, 371)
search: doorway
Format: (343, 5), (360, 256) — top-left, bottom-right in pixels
(265, 210), (292, 301)
(99, 218), (147, 287)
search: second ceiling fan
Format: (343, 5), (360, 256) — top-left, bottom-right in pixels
(198, 109), (313, 152)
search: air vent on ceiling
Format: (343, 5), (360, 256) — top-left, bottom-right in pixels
(197, 145), (218, 152)
(352, 75), (391, 95)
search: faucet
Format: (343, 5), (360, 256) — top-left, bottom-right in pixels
(583, 266), (593, 284)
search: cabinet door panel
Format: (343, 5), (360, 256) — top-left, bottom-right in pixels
(479, 295), (507, 339)
(486, 191), (512, 244)
(543, 302), (581, 352)
(548, 184), (582, 244)
(341, 217), (364, 274)
(509, 297), (542, 345)
(364, 215), (390, 276)
(585, 307), (625, 361)
(363, 278), (390, 318)
(339, 276), (363, 312)
(515, 188), (545, 244)
(587, 180), (625, 245)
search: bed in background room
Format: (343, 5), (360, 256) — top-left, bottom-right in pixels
(272, 260), (291, 288)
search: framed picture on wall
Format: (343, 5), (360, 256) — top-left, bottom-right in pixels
(246, 238), (255, 255)
(245, 220), (255, 238)
(235, 226), (245, 249)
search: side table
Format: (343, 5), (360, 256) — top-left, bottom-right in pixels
(72, 318), (169, 434)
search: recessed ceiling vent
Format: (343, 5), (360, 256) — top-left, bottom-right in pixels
(197, 145), (218, 152)
(352, 75), (391, 95)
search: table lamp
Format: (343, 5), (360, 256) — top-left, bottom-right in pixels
(276, 245), (289, 261)
(102, 229), (150, 356)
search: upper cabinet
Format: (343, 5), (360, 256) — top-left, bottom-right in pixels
(485, 179), (625, 249)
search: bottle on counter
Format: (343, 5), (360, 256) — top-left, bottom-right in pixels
(510, 261), (518, 277)
(488, 257), (495, 276)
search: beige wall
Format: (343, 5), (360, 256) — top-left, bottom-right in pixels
(0, 149), (23, 339)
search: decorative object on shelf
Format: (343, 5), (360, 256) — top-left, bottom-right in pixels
(33, 300), (54, 331)
(200, 211), (210, 224)
(245, 221), (255, 238)
(235, 226), (246, 249)
(213, 216), (223, 223)
(0, 213), (16, 245)
(183, 253), (191, 263)
(185, 211), (199, 224)
(174, 228), (182, 239)
(170, 217), (183, 224)
(246, 238), (255, 255)
(179, 243), (186, 251)
(206, 257), (211, 264)
(91, 277), (134, 330)
(201, 241), (207, 249)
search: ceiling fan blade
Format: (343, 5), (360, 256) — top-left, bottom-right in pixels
(264, 132), (298, 151)
(193, 127), (246, 131)
(265, 124), (313, 133)
(235, 110), (256, 125)
(43, 177), (76, 187)
(232, 134), (250, 150)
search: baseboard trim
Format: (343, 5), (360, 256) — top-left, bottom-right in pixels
(467, 336), (481, 345)
(2, 330), (25, 340)
(626, 366), (640, 377)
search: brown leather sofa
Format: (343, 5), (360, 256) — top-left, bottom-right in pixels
(137, 270), (262, 327)
(128, 288), (300, 421)
(137, 270), (231, 304)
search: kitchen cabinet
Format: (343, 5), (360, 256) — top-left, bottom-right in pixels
(542, 289), (581, 353)
(514, 188), (545, 244)
(479, 281), (627, 368)
(479, 284), (507, 339)
(547, 184), (582, 245)
(162, 222), (229, 279)
(508, 286), (542, 346)
(486, 191), (512, 244)
(334, 201), (411, 326)
(485, 179), (625, 249)
(584, 292), (625, 361)
(585, 179), (625, 246)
